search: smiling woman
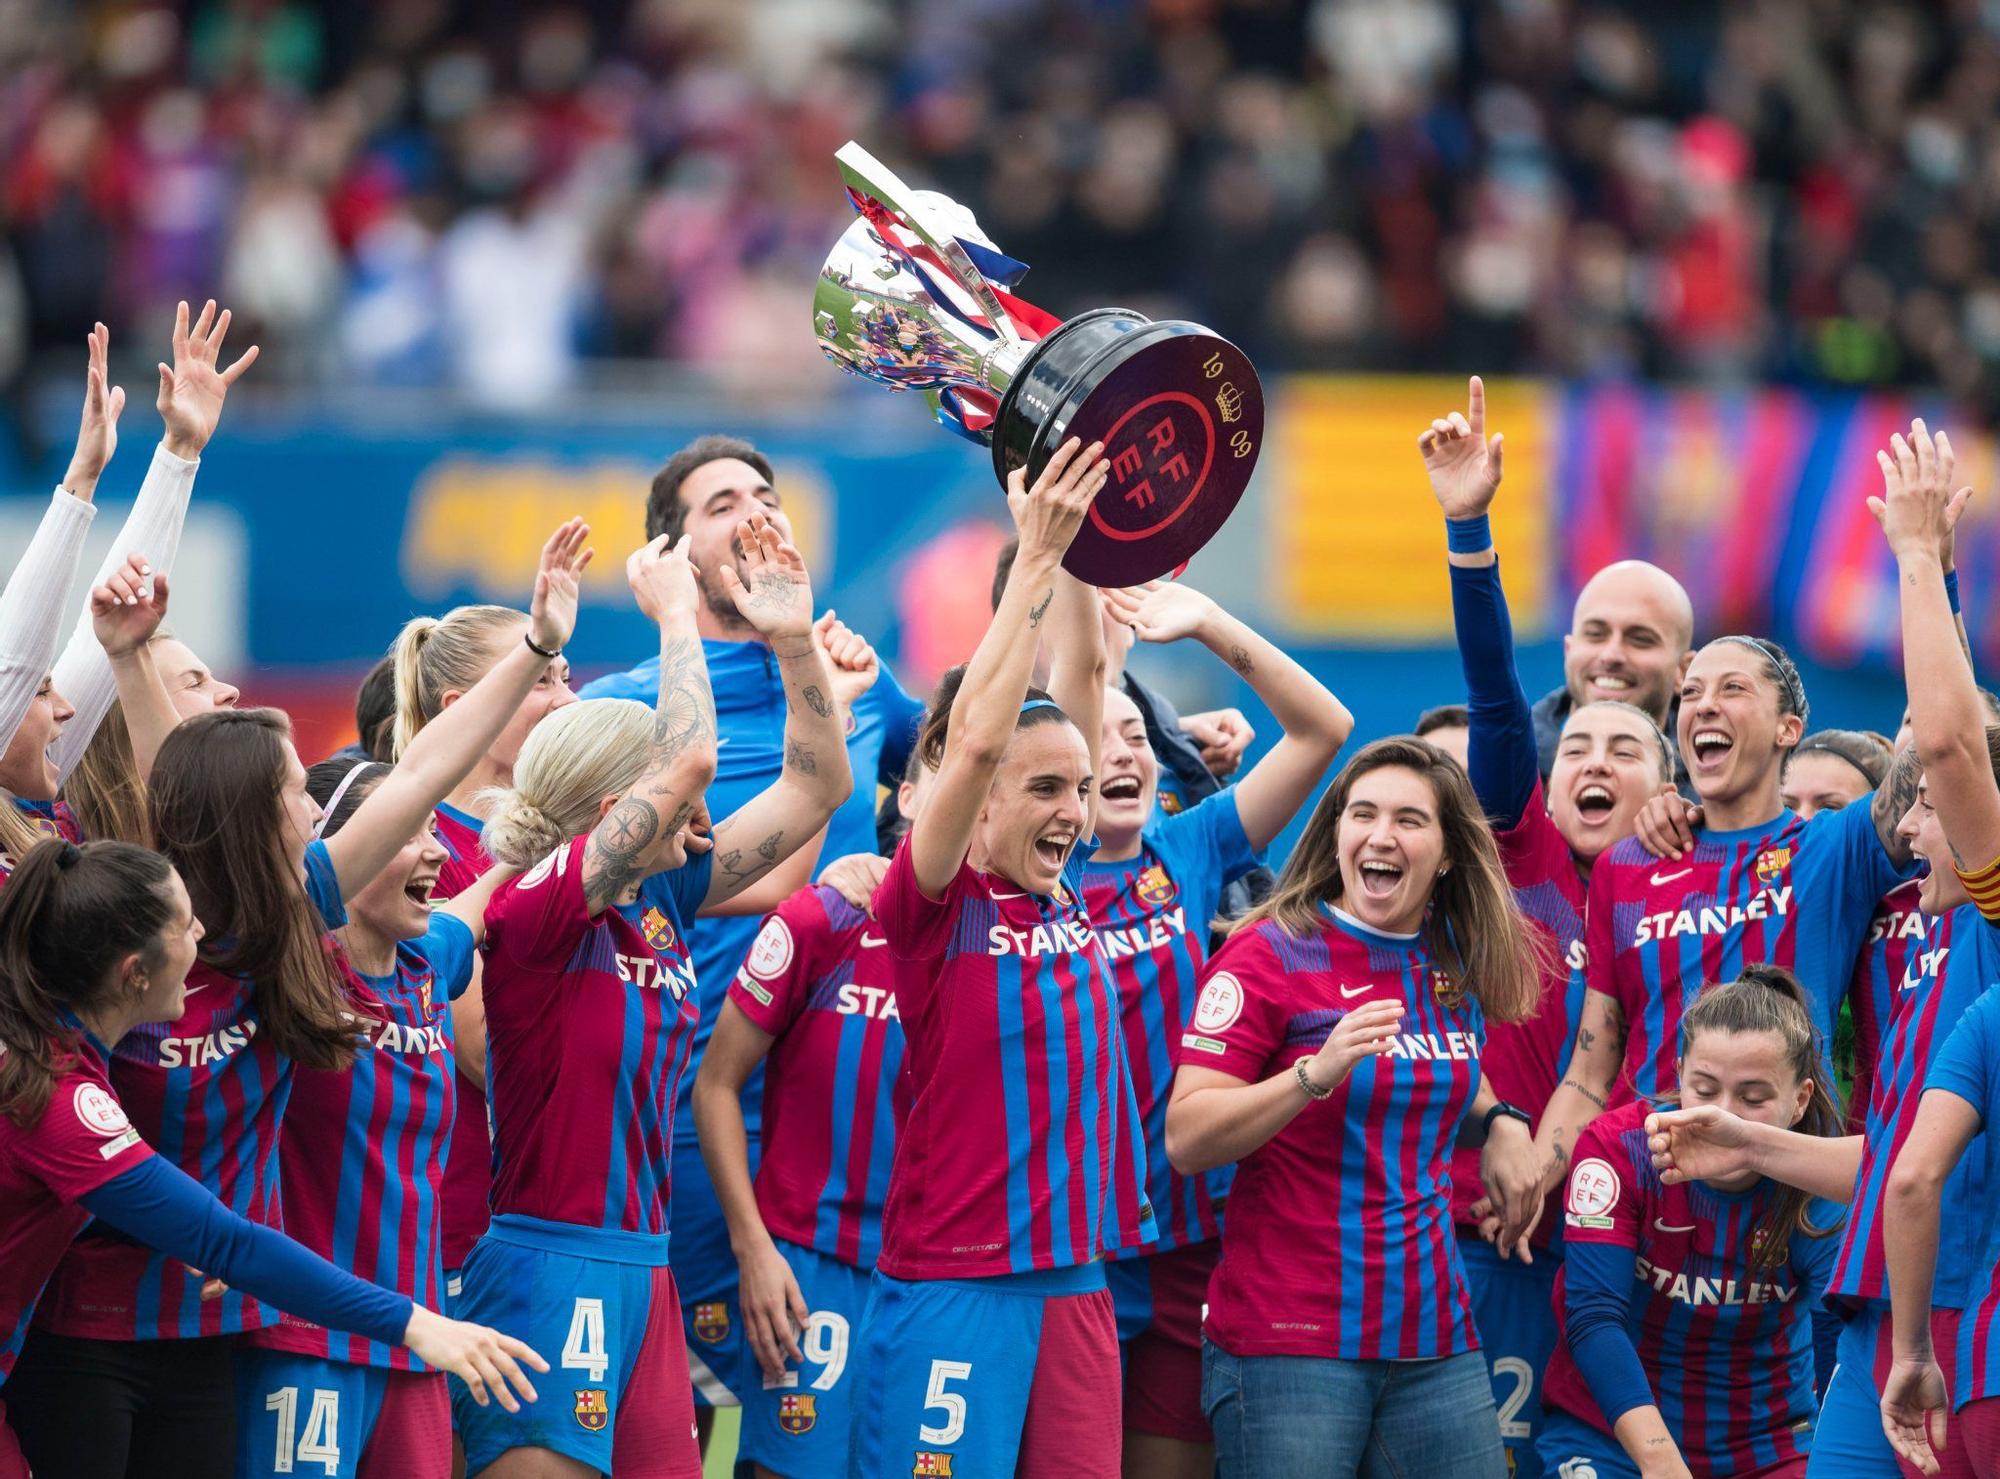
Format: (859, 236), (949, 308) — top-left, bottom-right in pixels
(1162, 736), (1547, 1479)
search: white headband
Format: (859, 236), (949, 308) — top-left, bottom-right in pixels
(312, 762), (380, 840)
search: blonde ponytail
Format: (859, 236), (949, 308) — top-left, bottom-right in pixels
(478, 700), (657, 868)
(391, 605), (526, 759)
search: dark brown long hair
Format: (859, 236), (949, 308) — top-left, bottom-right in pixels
(1230, 736), (1547, 1024)
(0, 840), (177, 1124)
(148, 709), (355, 1070)
(1676, 964), (1844, 1272)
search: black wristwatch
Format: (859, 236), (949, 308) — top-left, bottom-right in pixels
(1479, 1101), (1532, 1143)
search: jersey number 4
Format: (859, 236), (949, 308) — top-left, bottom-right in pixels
(265, 1386), (340, 1475)
(563, 1297), (610, 1385)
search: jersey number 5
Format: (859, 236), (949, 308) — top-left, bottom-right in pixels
(919, 1359), (972, 1445)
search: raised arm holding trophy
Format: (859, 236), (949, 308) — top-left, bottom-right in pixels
(814, 141), (1264, 585)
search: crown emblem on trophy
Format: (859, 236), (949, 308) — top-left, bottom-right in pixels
(815, 142), (1266, 585)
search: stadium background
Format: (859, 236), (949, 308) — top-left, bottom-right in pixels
(3, 0), (1997, 1465)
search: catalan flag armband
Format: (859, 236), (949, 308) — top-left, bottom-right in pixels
(1956, 854), (2000, 924)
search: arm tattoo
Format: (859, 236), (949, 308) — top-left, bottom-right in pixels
(1561, 1076), (1609, 1111)
(1873, 744), (1922, 859)
(801, 684), (833, 720)
(716, 830), (788, 889)
(1228, 643), (1254, 676)
(784, 739), (817, 776)
(651, 636), (716, 757)
(1577, 1026), (1597, 1055)
(582, 635), (714, 911)
(1027, 588), (1054, 627)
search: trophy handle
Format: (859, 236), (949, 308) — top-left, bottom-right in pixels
(834, 141), (1024, 350)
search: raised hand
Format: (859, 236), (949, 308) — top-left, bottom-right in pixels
(813, 609), (880, 710)
(62, 323), (126, 499)
(1869, 418), (1971, 567)
(1305, 999), (1403, 1096)
(90, 556), (168, 658)
(1419, 375), (1505, 521)
(401, 1304), (548, 1413)
(158, 299), (259, 460)
(1880, 1354), (1951, 1475)
(1103, 580), (1218, 647)
(718, 516), (815, 642)
(1006, 438), (1108, 562)
(527, 518), (593, 654)
(628, 534), (702, 626)
(1643, 1105), (1758, 1186)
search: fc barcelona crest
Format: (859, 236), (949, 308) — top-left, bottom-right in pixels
(779, 1392), (818, 1435)
(1135, 864), (1178, 909)
(417, 975), (435, 1022)
(693, 1301), (731, 1343)
(641, 906), (677, 952)
(913, 1455), (954, 1477)
(1754, 846), (1792, 886)
(573, 1389), (609, 1431)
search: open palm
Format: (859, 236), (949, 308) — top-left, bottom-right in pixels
(158, 299), (259, 459)
(720, 517), (814, 641)
(528, 518), (594, 652)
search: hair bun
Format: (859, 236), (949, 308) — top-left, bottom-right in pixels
(477, 791), (567, 870)
(55, 841), (82, 869)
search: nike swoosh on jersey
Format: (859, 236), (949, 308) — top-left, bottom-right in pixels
(1649, 867), (1694, 886)
(1652, 1218), (1697, 1234)
(1338, 983), (1372, 999)
(991, 890), (1027, 900)
(859, 932), (886, 948)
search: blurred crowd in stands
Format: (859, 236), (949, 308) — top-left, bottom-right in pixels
(4, 0), (2000, 415)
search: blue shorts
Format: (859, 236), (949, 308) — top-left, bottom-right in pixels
(235, 1348), (450, 1479)
(670, 1136), (747, 1409)
(1535, 1409), (1641, 1479)
(449, 1216), (699, 1478)
(737, 1240), (872, 1479)
(848, 1263), (1120, 1479)
(1808, 1302), (1977, 1479)
(1462, 1234), (1561, 1479)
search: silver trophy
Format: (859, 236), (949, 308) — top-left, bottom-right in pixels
(814, 142), (1263, 584)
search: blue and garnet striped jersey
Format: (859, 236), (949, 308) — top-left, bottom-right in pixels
(0, 1039), (152, 1382)
(430, 800), (495, 1272)
(1828, 905), (1999, 1310)
(874, 838), (1156, 1279)
(35, 840), (346, 1342)
(1452, 782), (1587, 1251)
(1926, 981), (2000, 1409)
(252, 915), (473, 1370)
(479, 834), (710, 1238)
(728, 884), (908, 1269)
(1847, 879), (1927, 1134)
(1585, 802), (1911, 1101)
(1079, 786), (1261, 1254)
(1190, 908), (1486, 1360)
(1543, 1102), (1838, 1477)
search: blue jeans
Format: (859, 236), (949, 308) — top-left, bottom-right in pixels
(1202, 1339), (1508, 1478)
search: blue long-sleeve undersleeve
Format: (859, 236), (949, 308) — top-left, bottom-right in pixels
(1449, 558), (1540, 829)
(79, 1156), (412, 1346)
(1562, 1239), (1657, 1425)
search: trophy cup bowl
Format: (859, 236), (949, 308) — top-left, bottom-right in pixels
(814, 143), (1264, 586)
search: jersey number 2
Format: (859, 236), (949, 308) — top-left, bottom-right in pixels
(1492, 1355), (1535, 1441)
(265, 1386), (340, 1475)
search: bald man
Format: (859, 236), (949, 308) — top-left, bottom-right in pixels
(1531, 558), (1697, 783)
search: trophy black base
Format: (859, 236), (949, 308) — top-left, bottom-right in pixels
(991, 309), (1264, 586)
